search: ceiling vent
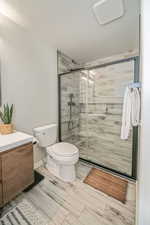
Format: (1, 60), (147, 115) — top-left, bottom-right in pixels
(92, 0), (125, 25)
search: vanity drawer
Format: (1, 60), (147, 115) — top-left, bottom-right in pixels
(1, 143), (34, 204)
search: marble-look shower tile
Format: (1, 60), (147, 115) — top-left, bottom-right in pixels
(79, 109), (133, 174)
(60, 65), (80, 141)
(78, 59), (135, 176)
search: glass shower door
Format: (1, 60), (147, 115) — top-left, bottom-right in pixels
(86, 60), (135, 176)
(59, 58), (138, 177)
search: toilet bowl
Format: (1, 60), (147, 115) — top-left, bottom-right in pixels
(33, 124), (79, 182)
(46, 142), (79, 182)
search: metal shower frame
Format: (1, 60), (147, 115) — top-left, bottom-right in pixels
(58, 56), (139, 180)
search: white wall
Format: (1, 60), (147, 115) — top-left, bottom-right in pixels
(0, 15), (57, 163)
(138, 0), (150, 224)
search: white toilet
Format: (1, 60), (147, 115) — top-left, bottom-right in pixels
(33, 124), (79, 182)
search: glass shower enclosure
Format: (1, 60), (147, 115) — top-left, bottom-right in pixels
(58, 57), (139, 179)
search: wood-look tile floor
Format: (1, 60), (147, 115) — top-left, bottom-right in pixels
(6, 161), (136, 225)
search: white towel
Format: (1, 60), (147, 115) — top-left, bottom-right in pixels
(121, 86), (140, 140)
(131, 87), (140, 126)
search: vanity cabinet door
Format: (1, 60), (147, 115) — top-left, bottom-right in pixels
(1, 143), (34, 204)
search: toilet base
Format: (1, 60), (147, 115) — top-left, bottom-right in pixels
(46, 156), (76, 182)
(60, 164), (75, 182)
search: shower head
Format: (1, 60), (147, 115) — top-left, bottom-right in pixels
(69, 93), (74, 98)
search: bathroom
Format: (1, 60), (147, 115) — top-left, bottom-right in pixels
(0, 0), (149, 224)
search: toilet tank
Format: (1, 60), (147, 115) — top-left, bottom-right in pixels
(33, 124), (57, 147)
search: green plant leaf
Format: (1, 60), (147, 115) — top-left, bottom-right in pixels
(0, 104), (14, 124)
(0, 110), (4, 122)
(6, 104), (10, 123)
(9, 104), (13, 123)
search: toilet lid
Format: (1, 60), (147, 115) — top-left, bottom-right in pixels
(51, 142), (78, 157)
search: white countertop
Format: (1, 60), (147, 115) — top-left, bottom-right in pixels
(0, 132), (33, 152)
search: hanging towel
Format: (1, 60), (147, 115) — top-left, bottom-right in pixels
(121, 86), (140, 140)
(131, 87), (140, 126)
(121, 87), (132, 140)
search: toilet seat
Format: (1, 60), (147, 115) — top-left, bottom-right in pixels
(47, 142), (78, 157)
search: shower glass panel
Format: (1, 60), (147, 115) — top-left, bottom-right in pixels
(59, 71), (80, 144)
(78, 70), (89, 158)
(84, 60), (134, 176)
(59, 58), (138, 178)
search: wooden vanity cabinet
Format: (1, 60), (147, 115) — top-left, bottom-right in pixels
(0, 142), (34, 207)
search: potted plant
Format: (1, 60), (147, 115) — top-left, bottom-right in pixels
(0, 104), (14, 135)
